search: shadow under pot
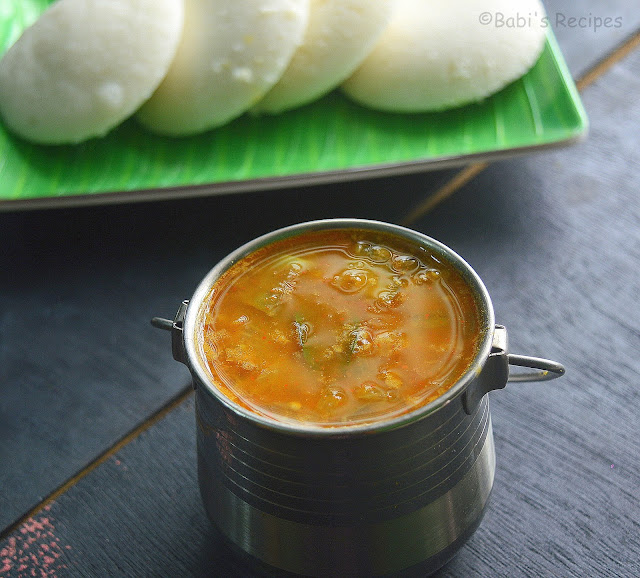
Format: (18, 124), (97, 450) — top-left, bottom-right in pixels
(153, 218), (564, 577)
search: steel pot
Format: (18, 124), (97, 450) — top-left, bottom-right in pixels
(153, 219), (564, 576)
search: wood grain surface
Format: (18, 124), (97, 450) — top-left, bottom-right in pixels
(1, 1), (639, 576)
(543, 0), (638, 77)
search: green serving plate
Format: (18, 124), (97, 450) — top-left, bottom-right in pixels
(0, 1), (588, 210)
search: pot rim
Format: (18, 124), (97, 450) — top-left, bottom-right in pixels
(183, 218), (495, 436)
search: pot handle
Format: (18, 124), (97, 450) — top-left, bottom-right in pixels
(507, 354), (565, 382)
(151, 300), (189, 365)
(462, 326), (565, 414)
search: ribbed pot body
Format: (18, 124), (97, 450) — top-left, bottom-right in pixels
(195, 384), (495, 576)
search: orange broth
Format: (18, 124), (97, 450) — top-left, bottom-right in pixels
(197, 229), (483, 426)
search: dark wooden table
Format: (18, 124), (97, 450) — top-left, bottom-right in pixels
(2, 1), (639, 576)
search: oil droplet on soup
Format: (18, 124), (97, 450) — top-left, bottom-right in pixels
(197, 229), (482, 426)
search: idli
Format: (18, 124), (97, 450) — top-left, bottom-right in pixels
(0, 0), (184, 144)
(136, 0), (310, 136)
(253, 0), (395, 114)
(342, 0), (548, 112)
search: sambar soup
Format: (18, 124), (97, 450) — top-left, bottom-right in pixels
(196, 229), (483, 426)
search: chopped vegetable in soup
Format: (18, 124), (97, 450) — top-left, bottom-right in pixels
(197, 229), (483, 426)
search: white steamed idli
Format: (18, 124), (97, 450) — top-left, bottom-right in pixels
(342, 0), (548, 112)
(136, 0), (310, 136)
(0, 0), (184, 144)
(253, 0), (395, 114)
